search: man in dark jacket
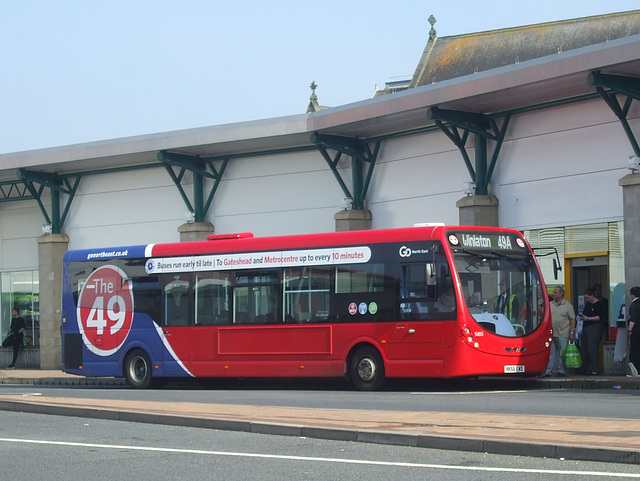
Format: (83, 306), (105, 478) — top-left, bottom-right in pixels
(628, 286), (640, 377)
(7, 308), (26, 368)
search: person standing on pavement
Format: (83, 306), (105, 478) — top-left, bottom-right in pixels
(7, 308), (25, 369)
(593, 283), (609, 327)
(580, 288), (606, 375)
(627, 286), (640, 377)
(542, 286), (576, 377)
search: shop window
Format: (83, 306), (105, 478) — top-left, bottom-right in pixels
(1, 271), (39, 346)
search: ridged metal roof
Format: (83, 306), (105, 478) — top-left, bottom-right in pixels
(410, 10), (640, 87)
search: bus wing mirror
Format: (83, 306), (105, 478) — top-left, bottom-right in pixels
(553, 258), (562, 281)
(532, 247), (562, 281)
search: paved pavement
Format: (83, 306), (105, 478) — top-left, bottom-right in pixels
(0, 369), (639, 465)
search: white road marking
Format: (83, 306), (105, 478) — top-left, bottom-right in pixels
(411, 390), (530, 395)
(0, 437), (636, 477)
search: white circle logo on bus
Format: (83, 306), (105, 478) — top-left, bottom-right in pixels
(399, 246), (412, 257)
(77, 265), (134, 356)
(348, 303), (358, 315)
(516, 238), (525, 248)
(448, 235), (459, 246)
(145, 259), (154, 273)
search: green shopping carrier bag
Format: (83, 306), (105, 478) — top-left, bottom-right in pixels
(562, 342), (582, 369)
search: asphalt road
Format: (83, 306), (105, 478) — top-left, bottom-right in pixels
(2, 410), (639, 481)
(1, 377), (640, 465)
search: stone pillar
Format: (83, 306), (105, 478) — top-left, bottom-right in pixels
(178, 222), (214, 242)
(619, 173), (640, 289)
(334, 209), (372, 232)
(456, 195), (499, 227)
(37, 233), (69, 370)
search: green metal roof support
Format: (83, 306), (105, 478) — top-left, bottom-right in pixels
(588, 71), (640, 157)
(16, 169), (81, 234)
(0, 180), (37, 202)
(310, 133), (381, 210)
(427, 107), (510, 196)
(157, 151), (229, 223)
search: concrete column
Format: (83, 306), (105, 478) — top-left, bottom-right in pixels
(37, 233), (69, 370)
(334, 209), (372, 232)
(178, 222), (214, 242)
(619, 172), (640, 289)
(456, 195), (499, 227)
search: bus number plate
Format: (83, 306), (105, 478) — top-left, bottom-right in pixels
(504, 365), (525, 373)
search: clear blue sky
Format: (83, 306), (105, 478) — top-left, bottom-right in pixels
(1, 0), (638, 154)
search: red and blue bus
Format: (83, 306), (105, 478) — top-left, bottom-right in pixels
(61, 225), (552, 389)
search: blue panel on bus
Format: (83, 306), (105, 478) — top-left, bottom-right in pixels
(64, 245), (150, 262)
(61, 308), (190, 379)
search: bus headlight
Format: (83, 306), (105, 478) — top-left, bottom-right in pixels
(461, 326), (478, 348)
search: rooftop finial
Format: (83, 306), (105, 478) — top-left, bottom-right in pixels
(307, 81), (322, 113)
(428, 15), (437, 41)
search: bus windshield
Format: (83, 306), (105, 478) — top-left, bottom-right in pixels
(450, 234), (544, 338)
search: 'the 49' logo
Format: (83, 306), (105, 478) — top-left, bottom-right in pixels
(77, 265), (134, 356)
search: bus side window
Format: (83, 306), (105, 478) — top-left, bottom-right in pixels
(284, 267), (331, 323)
(401, 264), (429, 320)
(131, 276), (161, 323)
(195, 273), (231, 325)
(401, 259), (456, 320)
(163, 275), (191, 327)
(436, 263), (456, 313)
(234, 270), (280, 324)
(332, 264), (395, 322)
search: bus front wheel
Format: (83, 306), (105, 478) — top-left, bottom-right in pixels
(349, 346), (385, 391)
(124, 349), (153, 389)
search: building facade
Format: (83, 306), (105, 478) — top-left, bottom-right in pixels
(0, 12), (639, 371)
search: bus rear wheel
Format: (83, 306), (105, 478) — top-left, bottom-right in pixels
(124, 349), (153, 389)
(349, 346), (385, 391)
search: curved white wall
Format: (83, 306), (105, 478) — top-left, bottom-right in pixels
(496, 98), (634, 231)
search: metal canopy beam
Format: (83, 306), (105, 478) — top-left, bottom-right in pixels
(0, 180), (37, 203)
(16, 169), (81, 234)
(427, 107), (510, 196)
(310, 133), (381, 210)
(588, 71), (640, 157)
(157, 150), (229, 223)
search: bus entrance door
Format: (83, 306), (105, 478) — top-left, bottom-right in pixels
(385, 321), (449, 376)
(161, 274), (192, 375)
(161, 326), (192, 375)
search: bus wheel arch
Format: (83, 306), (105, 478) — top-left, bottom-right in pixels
(347, 344), (386, 391)
(123, 348), (156, 389)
